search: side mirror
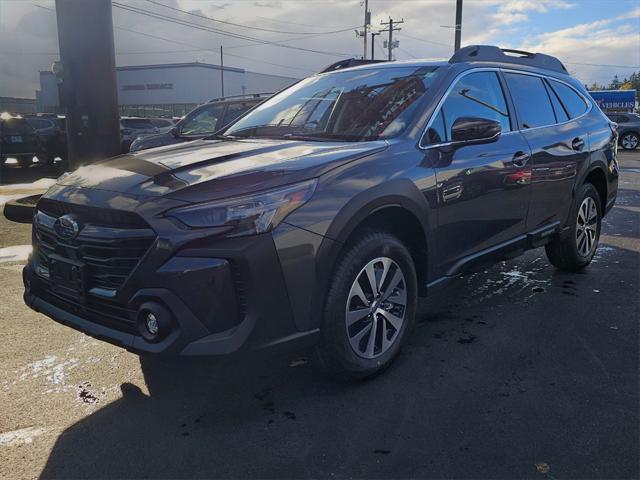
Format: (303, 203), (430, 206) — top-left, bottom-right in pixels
(451, 117), (501, 144)
(170, 126), (179, 137)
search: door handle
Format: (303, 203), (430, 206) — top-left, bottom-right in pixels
(441, 183), (463, 202)
(512, 151), (530, 167)
(572, 137), (585, 151)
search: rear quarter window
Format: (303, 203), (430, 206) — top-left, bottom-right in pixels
(548, 80), (588, 118)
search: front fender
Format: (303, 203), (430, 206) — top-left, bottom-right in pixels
(286, 177), (435, 331)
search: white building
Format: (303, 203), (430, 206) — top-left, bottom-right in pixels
(36, 62), (298, 116)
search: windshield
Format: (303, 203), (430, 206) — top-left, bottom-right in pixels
(224, 66), (441, 141)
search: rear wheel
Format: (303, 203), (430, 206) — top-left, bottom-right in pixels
(545, 182), (602, 271)
(315, 231), (417, 380)
(621, 132), (639, 150)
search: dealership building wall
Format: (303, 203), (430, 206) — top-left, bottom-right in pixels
(36, 62), (298, 116)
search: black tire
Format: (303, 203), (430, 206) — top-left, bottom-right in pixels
(315, 231), (417, 381)
(620, 132), (639, 150)
(545, 182), (602, 272)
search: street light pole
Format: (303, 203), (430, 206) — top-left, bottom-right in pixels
(220, 45), (225, 98)
(371, 31), (380, 60)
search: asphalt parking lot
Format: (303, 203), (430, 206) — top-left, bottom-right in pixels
(0, 151), (638, 479)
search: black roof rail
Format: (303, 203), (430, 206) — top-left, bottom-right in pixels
(319, 58), (387, 73)
(207, 92), (273, 103)
(449, 45), (568, 74)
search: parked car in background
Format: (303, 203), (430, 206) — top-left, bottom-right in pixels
(1, 113), (46, 168)
(120, 117), (174, 152)
(606, 112), (640, 150)
(25, 115), (67, 164)
(129, 95), (269, 152)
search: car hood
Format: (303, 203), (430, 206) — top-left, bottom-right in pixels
(55, 138), (388, 202)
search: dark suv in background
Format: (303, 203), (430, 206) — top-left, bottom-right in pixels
(23, 46), (618, 379)
(1, 114), (46, 168)
(129, 94), (269, 153)
(606, 112), (640, 150)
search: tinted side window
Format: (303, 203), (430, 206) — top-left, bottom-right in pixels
(180, 104), (225, 135)
(121, 119), (153, 129)
(548, 80), (588, 118)
(544, 81), (569, 123)
(426, 71), (510, 146)
(504, 73), (555, 129)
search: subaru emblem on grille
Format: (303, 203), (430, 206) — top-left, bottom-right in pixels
(53, 214), (81, 240)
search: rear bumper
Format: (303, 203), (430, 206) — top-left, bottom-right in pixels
(23, 232), (319, 356)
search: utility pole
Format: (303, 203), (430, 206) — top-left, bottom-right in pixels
(380, 17), (404, 61)
(54, 0), (120, 170)
(454, 0), (463, 52)
(220, 45), (225, 98)
(371, 31), (380, 60)
(363, 0), (369, 59)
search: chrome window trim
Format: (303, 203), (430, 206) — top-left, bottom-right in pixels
(418, 67), (593, 151)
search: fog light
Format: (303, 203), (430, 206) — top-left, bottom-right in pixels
(145, 312), (159, 335)
(137, 302), (172, 343)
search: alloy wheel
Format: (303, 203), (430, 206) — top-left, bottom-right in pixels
(576, 196), (598, 257)
(622, 134), (638, 150)
(345, 257), (407, 359)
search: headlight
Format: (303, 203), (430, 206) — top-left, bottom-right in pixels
(167, 179), (317, 237)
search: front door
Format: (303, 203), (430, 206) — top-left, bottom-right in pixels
(421, 70), (532, 276)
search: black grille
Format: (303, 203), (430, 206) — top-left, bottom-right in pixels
(38, 198), (148, 229)
(34, 200), (156, 294)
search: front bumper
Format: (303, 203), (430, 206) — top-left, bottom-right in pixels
(23, 231), (319, 356)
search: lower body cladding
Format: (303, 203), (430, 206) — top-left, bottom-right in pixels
(23, 231), (323, 356)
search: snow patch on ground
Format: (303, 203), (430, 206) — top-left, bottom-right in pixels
(0, 245), (32, 264)
(0, 427), (49, 447)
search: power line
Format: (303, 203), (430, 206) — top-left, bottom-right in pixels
(565, 61), (640, 69)
(255, 15), (354, 30)
(144, 0), (360, 36)
(111, 2), (357, 57)
(30, 4), (315, 74)
(400, 32), (450, 48)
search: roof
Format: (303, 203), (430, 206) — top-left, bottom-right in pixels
(116, 62), (244, 74)
(40, 61), (298, 81)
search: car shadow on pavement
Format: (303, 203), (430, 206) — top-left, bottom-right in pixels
(38, 186), (639, 479)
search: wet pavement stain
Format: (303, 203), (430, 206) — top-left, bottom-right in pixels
(76, 382), (98, 404)
(457, 334), (477, 344)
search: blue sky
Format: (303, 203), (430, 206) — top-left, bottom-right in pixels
(1, 0), (639, 97)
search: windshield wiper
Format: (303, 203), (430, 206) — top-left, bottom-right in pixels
(280, 133), (337, 142)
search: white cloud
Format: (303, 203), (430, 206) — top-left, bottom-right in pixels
(492, 0), (575, 25)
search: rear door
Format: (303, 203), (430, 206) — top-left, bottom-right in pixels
(504, 72), (590, 231)
(422, 70), (533, 275)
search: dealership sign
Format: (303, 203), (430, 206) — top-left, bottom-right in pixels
(122, 83), (174, 91)
(588, 89), (636, 111)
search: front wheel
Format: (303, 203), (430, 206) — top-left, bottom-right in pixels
(315, 231), (417, 380)
(621, 132), (639, 150)
(545, 182), (602, 271)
